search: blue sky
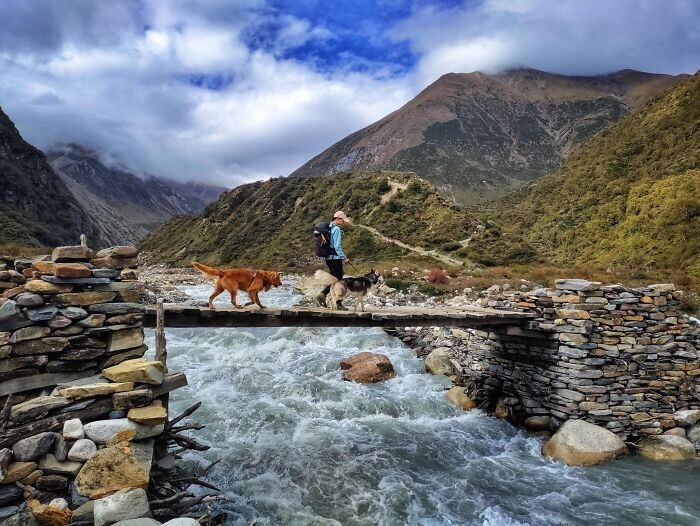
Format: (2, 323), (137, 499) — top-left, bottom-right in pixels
(0, 0), (698, 186)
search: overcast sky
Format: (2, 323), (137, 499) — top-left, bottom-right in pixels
(1, 0), (698, 187)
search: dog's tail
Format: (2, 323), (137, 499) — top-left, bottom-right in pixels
(313, 269), (339, 285)
(192, 261), (223, 278)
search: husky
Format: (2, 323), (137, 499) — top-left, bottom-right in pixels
(327, 269), (384, 312)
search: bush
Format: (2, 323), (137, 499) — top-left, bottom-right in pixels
(377, 178), (390, 193)
(384, 277), (412, 292)
(441, 241), (462, 252)
(417, 283), (449, 296)
(427, 267), (449, 284)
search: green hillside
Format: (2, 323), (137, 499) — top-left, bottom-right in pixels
(491, 73), (700, 276)
(141, 171), (533, 268)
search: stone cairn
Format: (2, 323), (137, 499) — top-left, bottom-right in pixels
(0, 245), (220, 526)
(394, 279), (700, 456)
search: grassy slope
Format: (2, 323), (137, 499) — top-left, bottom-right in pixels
(140, 171), (504, 268)
(491, 73), (700, 276)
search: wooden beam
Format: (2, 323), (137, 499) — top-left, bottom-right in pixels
(143, 305), (534, 329)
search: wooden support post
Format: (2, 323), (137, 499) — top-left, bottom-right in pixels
(155, 298), (170, 460)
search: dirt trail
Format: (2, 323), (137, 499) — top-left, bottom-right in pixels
(354, 223), (463, 267)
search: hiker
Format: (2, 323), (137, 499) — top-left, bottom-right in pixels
(315, 211), (351, 307)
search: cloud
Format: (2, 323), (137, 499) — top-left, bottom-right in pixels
(393, 0), (700, 85)
(0, 0), (697, 188)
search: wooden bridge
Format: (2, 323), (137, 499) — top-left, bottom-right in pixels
(143, 304), (534, 329)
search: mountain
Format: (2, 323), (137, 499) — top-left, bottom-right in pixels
(489, 73), (700, 275)
(0, 107), (107, 248)
(46, 144), (226, 245)
(291, 69), (685, 205)
(141, 171), (533, 268)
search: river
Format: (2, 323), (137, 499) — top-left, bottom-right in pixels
(144, 281), (700, 526)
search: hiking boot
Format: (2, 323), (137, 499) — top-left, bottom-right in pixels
(315, 293), (327, 308)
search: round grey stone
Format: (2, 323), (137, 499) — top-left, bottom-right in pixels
(14, 293), (44, 307)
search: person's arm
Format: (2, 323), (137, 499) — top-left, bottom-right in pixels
(331, 225), (346, 259)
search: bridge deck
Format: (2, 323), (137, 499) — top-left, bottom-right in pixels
(144, 304), (534, 328)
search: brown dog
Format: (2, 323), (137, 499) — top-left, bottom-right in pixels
(192, 262), (282, 309)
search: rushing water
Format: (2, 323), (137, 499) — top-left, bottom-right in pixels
(145, 282), (700, 526)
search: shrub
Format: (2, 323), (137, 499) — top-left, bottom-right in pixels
(427, 267), (449, 284)
(417, 283), (449, 296)
(384, 277), (412, 292)
(441, 241), (462, 252)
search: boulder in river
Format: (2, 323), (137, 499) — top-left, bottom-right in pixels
(341, 352), (396, 383)
(637, 435), (697, 461)
(445, 387), (476, 410)
(424, 347), (453, 376)
(542, 420), (627, 466)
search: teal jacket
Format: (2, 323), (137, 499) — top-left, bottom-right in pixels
(325, 223), (346, 260)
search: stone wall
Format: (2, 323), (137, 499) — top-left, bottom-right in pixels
(396, 279), (700, 441)
(0, 245), (191, 524)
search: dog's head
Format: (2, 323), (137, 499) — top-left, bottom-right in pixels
(366, 269), (384, 286)
(261, 271), (283, 291)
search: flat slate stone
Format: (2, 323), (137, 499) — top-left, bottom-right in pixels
(92, 269), (121, 278)
(42, 276), (111, 285)
(52, 246), (94, 262)
(89, 303), (145, 315)
(9, 326), (50, 343)
(24, 305), (58, 322)
(10, 395), (71, 423)
(12, 432), (56, 461)
(0, 485), (22, 507)
(60, 306), (88, 320)
(38, 454), (83, 476)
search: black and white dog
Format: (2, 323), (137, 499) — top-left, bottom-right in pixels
(328, 270), (384, 312)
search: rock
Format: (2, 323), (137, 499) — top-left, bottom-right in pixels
(12, 337), (68, 356)
(0, 485), (22, 507)
(63, 419), (84, 440)
(36, 475), (69, 492)
(76, 441), (153, 499)
(554, 279), (602, 291)
(0, 502), (40, 525)
(688, 424), (700, 445)
(52, 292), (117, 307)
(542, 420), (627, 466)
(83, 419), (164, 444)
(59, 382), (134, 399)
(12, 432), (56, 462)
(664, 427), (686, 437)
(2, 462), (38, 483)
(113, 520), (162, 526)
(53, 434), (69, 462)
(525, 416), (551, 432)
(78, 314), (106, 328)
(31, 261), (56, 275)
(71, 501), (95, 523)
(38, 455), (82, 477)
(103, 359), (165, 385)
(113, 390), (154, 412)
(24, 281), (72, 295)
(68, 439), (97, 462)
(161, 520), (199, 526)
(48, 499), (68, 511)
(53, 263), (92, 279)
(127, 402), (167, 426)
(13, 294), (43, 307)
(95, 247), (139, 259)
(119, 269), (138, 281)
(90, 257), (138, 271)
(10, 396), (70, 423)
(107, 329), (145, 352)
(24, 306), (59, 322)
(637, 435), (697, 461)
(673, 409), (700, 427)
(51, 246), (93, 262)
(20, 469), (43, 485)
(0, 449), (12, 480)
(424, 347), (454, 375)
(93, 489), (150, 526)
(341, 353), (396, 383)
(47, 316), (72, 329)
(494, 400), (509, 419)
(93, 269), (121, 279)
(0, 271), (24, 285)
(445, 387), (476, 410)
(27, 498), (72, 526)
(109, 411), (126, 419)
(60, 307), (88, 320)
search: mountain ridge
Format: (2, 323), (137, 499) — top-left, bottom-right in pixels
(291, 68), (686, 204)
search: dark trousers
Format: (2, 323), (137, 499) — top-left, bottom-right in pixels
(321, 259), (343, 296)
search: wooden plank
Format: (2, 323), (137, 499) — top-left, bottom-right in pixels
(0, 398), (113, 449)
(0, 371), (98, 397)
(152, 372), (188, 396)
